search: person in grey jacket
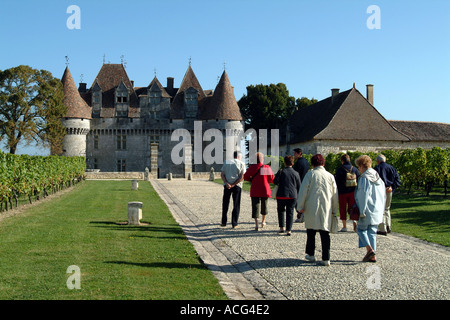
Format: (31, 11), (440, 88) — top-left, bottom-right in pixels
(273, 156), (301, 236)
(355, 155), (386, 263)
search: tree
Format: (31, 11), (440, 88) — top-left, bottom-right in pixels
(0, 65), (66, 154)
(238, 83), (296, 132)
(296, 96), (318, 109)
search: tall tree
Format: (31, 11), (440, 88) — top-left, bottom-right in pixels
(238, 83), (296, 132)
(0, 65), (66, 154)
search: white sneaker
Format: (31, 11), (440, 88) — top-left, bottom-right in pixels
(305, 254), (316, 262)
(339, 227), (347, 232)
(319, 260), (330, 266)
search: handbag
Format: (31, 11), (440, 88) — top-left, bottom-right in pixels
(270, 185), (278, 198)
(331, 214), (339, 233)
(349, 203), (360, 221)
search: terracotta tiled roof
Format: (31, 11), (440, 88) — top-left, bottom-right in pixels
(389, 120), (450, 142)
(199, 71), (243, 121)
(87, 64), (139, 117)
(286, 87), (409, 144)
(61, 66), (92, 119)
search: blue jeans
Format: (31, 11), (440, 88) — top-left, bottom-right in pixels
(357, 225), (378, 251)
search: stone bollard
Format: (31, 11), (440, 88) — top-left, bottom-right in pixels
(128, 202), (143, 225)
(209, 167), (215, 181)
(187, 172), (192, 180)
(167, 173), (172, 180)
(131, 179), (139, 190)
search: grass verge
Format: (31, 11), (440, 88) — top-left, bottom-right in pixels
(390, 194), (449, 247)
(0, 180), (228, 300)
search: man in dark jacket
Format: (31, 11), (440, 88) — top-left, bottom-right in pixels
(293, 148), (310, 223)
(293, 148), (309, 182)
(335, 154), (360, 232)
(374, 154), (401, 235)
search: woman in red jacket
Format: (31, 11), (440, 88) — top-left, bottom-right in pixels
(244, 152), (275, 231)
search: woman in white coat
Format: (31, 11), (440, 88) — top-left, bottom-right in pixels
(297, 154), (339, 266)
(354, 155), (385, 263)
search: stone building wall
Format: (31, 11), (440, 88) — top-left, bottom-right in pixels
(281, 139), (450, 157)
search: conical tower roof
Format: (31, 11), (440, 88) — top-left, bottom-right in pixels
(200, 71), (243, 121)
(61, 66), (92, 119)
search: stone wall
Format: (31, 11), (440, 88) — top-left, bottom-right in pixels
(85, 171), (221, 181)
(281, 139), (450, 156)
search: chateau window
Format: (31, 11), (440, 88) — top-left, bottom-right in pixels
(93, 158), (98, 169)
(117, 96), (128, 103)
(117, 159), (126, 172)
(184, 87), (198, 118)
(92, 91), (102, 118)
(149, 91), (160, 105)
(94, 135), (99, 149)
(115, 83), (129, 118)
(117, 134), (127, 150)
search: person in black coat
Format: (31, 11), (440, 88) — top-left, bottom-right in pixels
(273, 156), (301, 236)
(293, 148), (309, 182)
(293, 148), (310, 223)
(334, 154), (360, 232)
(374, 154), (401, 235)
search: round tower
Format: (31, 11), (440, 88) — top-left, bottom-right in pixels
(60, 66), (92, 157)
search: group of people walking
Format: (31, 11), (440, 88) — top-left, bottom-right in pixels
(220, 149), (400, 266)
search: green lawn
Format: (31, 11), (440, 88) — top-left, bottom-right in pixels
(390, 193), (450, 247)
(0, 180), (228, 300)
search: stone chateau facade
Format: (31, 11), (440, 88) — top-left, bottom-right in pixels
(60, 63), (244, 178)
(60, 62), (449, 177)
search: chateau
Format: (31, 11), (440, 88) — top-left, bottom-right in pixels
(61, 63), (244, 178)
(60, 62), (450, 177)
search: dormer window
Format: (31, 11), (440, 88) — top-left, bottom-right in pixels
(115, 81), (129, 118)
(184, 87), (198, 118)
(149, 91), (160, 105)
(91, 82), (102, 118)
(117, 95), (128, 103)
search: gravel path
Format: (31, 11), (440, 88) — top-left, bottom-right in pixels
(151, 178), (449, 300)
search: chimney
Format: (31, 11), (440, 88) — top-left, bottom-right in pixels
(167, 77), (174, 92)
(366, 84), (374, 105)
(131, 80), (134, 88)
(331, 88), (339, 103)
(78, 83), (87, 93)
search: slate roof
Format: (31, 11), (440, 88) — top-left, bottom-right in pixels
(61, 66), (92, 119)
(199, 71), (243, 121)
(389, 120), (450, 142)
(286, 87), (409, 144)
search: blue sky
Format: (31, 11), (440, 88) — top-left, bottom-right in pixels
(1, 0), (449, 155)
